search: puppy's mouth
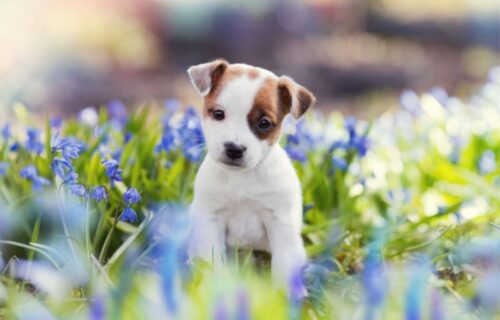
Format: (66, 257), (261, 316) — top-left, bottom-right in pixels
(219, 157), (245, 169)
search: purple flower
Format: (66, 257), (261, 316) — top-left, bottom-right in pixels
(50, 132), (69, 152)
(91, 186), (107, 203)
(108, 99), (128, 125)
(10, 142), (19, 152)
(25, 128), (44, 154)
(214, 297), (229, 320)
(121, 207), (137, 223)
(50, 117), (63, 129)
(68, 184), (87, 198)
(123, 187), (141, 206)
(89, 295), (106, 320)
(101, 159), (123, 186)
(285, 144), (307, 162)
(344, 118), (370, 157)
(51, 158), (73, 179)
(236, 289), (250, 320)
(332, 156), (347, 172)
(156, 126), (179, 153)
(20, 165), (50, 190)
(0, 162), (9, 176)
(124, 132), (133, 144)
(63, 171), (79, 185)
(1, 123), (10, 140)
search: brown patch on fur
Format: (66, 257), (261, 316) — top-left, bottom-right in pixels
(247, 78), (288, 144)
(248, 68), (260, 79)
(202, 64), (246, 117)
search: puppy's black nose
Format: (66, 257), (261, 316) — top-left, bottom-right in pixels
(224, 142), (247, 160)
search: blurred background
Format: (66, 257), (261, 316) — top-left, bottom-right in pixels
(1, 0), (499, 118)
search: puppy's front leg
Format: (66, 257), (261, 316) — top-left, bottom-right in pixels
(267, 217), (307, 287)
(188, 203), (226, 268)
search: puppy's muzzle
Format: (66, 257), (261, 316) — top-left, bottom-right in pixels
(224, 142), (247, 160)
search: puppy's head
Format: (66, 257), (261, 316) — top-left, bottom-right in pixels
(188, 59), (315, 170)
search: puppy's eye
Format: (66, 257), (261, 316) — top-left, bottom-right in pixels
(257, 118), (273, 132)
(213, 110), (225, 121)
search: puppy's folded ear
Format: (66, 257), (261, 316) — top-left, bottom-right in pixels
(277, 76), (316, 119)
(187, 59), (229, 96)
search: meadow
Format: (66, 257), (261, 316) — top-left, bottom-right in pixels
(1, 68), (500, 320)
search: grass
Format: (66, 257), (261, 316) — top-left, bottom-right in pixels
(0, 73), (500, 319)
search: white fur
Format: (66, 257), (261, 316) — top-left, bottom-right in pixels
(187, 63), (307, 286)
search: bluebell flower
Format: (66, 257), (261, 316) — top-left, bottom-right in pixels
(328, 140), (346, 153)
(289, 266), (306, 320)
(405, 260), (429, 320)
(50, 132), (69, 152)
(1, 123), (10, 141)
(25, 128), (44, 154)
(62, 142), (81, 162)
(285, 144), (307, 162)
(344, 118), (369, 157)
(20, 165), (50, 190)
(124, 132), (133, 144)
(68, 184), (87, 198)
(214, 297), (229, 320)
(121, 207), (137, 223)
(63, 171), (79, 185)
(236, 289), (250, 320)
(156, 126), (179, 153)
(478, 150), (496, 175)
(123, 187), (141, 206)
(101, 159), (123, 186)
(10, 142), (19, 152)
(362, 245), (388, 320)
(182, 126), (205, 162)
(108, 99), (128, 123)
(91, 186), (107, 203)
(332, 156), (347, 172)
(0, 162), (9, 176)
(89, 295), (106, 320)
(430, 289), (444, 320)
(51, 158), (73, 179)
(50, 117), (63, 129)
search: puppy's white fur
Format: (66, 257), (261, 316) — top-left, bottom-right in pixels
(187, 61), (310, 285)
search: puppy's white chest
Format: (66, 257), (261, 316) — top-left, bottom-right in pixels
(221, 200), (271, 251)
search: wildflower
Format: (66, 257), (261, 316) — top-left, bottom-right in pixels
(25, 128), (44, 154)
(89, 295), (106, 320)
(332, 156), (347, 172)
(123, 187), (141, 206)
(121, 207), (137, 223)
(213, 297), (229, 320)
(344, 117), (369, 157)
(50, 117), (63, 129)
(108, 99), (128, 127)
(124, 132), (133, 144)
(405, 260), (429, 320)
(478, 150), (496, 175)
(10, 142), (19, 152)
(1, 123), (10, 140)
(91, 186), (107, 203)
(156, 126), (179, 153)
(236, 289), (250, 320)
(20, 165), (50, 190)
(51, 158), (73, 179)
(68, 184), (87, 198)
(0, 162), (9, 176)
(101, 159), (123, 186)
(289, 266), (306, 320)
(430, 289), (444, 320)
(51, 132), (66, 152)
(63, 172), (79, 185)
(285, 144), (307, 162)
(78, 107), (98, 126)
(62, 141), (81, 162)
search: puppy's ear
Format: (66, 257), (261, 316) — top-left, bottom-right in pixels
(187, 59), (229, 96)
(278, 76), (316, 119)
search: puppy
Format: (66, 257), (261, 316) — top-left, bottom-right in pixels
(187, 59), (315, 285)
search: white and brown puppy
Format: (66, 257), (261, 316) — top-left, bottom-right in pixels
(187, 59), (315, 285)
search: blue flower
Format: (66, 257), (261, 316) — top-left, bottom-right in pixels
(101, 159), (123, 186)
(89, 295), (106, 320)
(50, 132), (68, 152)
(478, 150), (496, 175)
(404, 259), (429, 320)
(0, 162), (9, 176)
(121, 207), (137, 223)
(344, 118), (370, 157)
(50, 117), (63, 129)
(123, 187), (141, 206)
(51, 158), (73, 179)
(68, 184), (87, 198)
(107, 99), (128, 127)
(63, 171), (79, 185)
(236, 289), (250, 320)
(214, 297), (229, 320)
(156, 126), (179, 153)
(332, 156), (347, 172)
(25, 128), (44, 154)
(62, 142), (81, 162)
(124, 132), (133, 144)
(1, 123), (10, 141)
(285, 144), (307, 162)
(20, 165), (50, 190)
(10, 142), (19, 152)
(91, 186), (108, 203)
